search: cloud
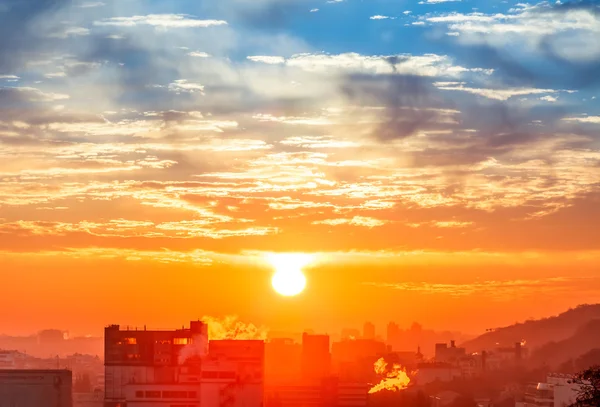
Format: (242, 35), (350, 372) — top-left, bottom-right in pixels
(94, 15), (228, 28)
(422, 2), (600, 88)
(364, 277), (586, 300)
(0, 87), (70, 103)
(188, 51), (211, 58)
(247, 55), (286, 64)
(77, 1), (105, 7)
(419, 0), (461, 3)
(313, 216), (386, 228)
(433, 81), (565, 101)
(563, 116), (600, 124)
(49, 26), (90, 38)
(370, 15), (393, 20)
(251, 52), (492, 78)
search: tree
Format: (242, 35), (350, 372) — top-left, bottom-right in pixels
(571, 365), (600, 407)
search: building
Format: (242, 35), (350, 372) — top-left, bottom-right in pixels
(331, 339), (387, 382)
(265, 339), (302, 385)
(301, 333), (331, 382)
(386, 323), (400, 349)
(104, 321), (264, 407)
(0, 369), (72, 407)
(363, 323), (375, 341)
(414, 363), (461, 385)
(518, 374), (581, 407)
(434, 341), (466, 364)
(74, 390), (103, 407)
(265, 380), (368, 407)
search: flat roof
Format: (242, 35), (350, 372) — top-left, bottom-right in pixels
(0, 370), (71, 374)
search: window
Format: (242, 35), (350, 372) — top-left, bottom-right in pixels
(219, 372), (236, 379)
(202, 371), (218, 379)
(123, 337), (137, 345)
(174, 338), (189, 345)
(135, 391), (144, 398)
(145, 391), (161, 398)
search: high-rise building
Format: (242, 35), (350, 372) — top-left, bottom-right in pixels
(0, 369), (72, 407)
(265, 338), (302, 385)
(362, 323), (375, 340)
(301, 333), (331, 382)
(386, 322), (400, 348)
(104, 321), (264, 407)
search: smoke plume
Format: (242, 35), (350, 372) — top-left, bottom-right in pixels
(178, 333), (209, 365)
(368, 358), (411, 394)
(202, 315), (268, 340)
(178, 316), (267, 365)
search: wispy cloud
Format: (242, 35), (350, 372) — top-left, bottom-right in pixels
(94, 14), (228, 28)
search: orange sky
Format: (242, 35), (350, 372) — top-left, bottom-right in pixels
(1, 249), (599, 337)
(2, 0), (600, 339)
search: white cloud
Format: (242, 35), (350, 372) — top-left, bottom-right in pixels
(167, 80), (205, 94)
(433, 82), (563, 101)
(248, 52), (491, 78)
(313, 216), (386, 228)
(424, 6), (600, 61)
(2, 87), (70, 102)
(562, 116), (600, 124)
(49, 27), (90, 38)
(77, 1), (105, 7)
(310, 8), (319, 12)
(95, 14), (228, 28)
(44, 72), (67, 79)
(539, 95), (558, 103)
(247, 56), (286, 65)
(188, 51), (211, 58)
(0, 75), (19, 80)
(419, 0), (461, 3)
(370, 15), (392, 20)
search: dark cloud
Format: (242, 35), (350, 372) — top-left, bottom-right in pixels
(0, 0), (70, 73)
(341, 74), (454, 140)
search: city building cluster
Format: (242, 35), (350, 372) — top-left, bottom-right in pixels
(0, 320), (584, 407)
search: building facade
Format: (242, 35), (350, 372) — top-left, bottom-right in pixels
(104, 322), (264, 407)
(0, 369), (72, 407)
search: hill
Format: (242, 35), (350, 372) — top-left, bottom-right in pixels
(528, 319), (600, 369)
(461, 304), (600, 353)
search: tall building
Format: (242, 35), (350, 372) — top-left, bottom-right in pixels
(301, 333), (331, 382)
(104, 321), (264, 407)
(0, 369), (72, 407)
(265, 338), (302, 385)
(434, 341), (466, 364)
(386, 322), (400, 349)
(362, 323), (375, 340)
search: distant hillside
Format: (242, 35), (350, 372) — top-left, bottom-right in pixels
(461, 304), (600, 353)
(528, 319), (600, 369)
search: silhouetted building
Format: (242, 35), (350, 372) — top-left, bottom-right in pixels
(301, 333), (331, 382)
(434, 341), (466, 363)
(104, 321), (264, 407)
(386, 322), (400, 348)
(265, 338), (302, 385)
(0, 369), (72, 407)
(265, 379), (368, 407)
(341, 329), (360, 341)
(363, 323), (375, 340)
(332, 339), (386, 382)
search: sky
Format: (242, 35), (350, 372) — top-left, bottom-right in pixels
(1, 0), (600, 337)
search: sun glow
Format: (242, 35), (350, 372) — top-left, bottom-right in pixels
(268, 253), (312, 296)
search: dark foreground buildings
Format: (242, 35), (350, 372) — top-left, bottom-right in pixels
(0, 369), (72, 407)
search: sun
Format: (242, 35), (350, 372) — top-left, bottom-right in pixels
(268, 253), (312, 296)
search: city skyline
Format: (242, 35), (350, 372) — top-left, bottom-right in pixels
(1, 0), (600, 337)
